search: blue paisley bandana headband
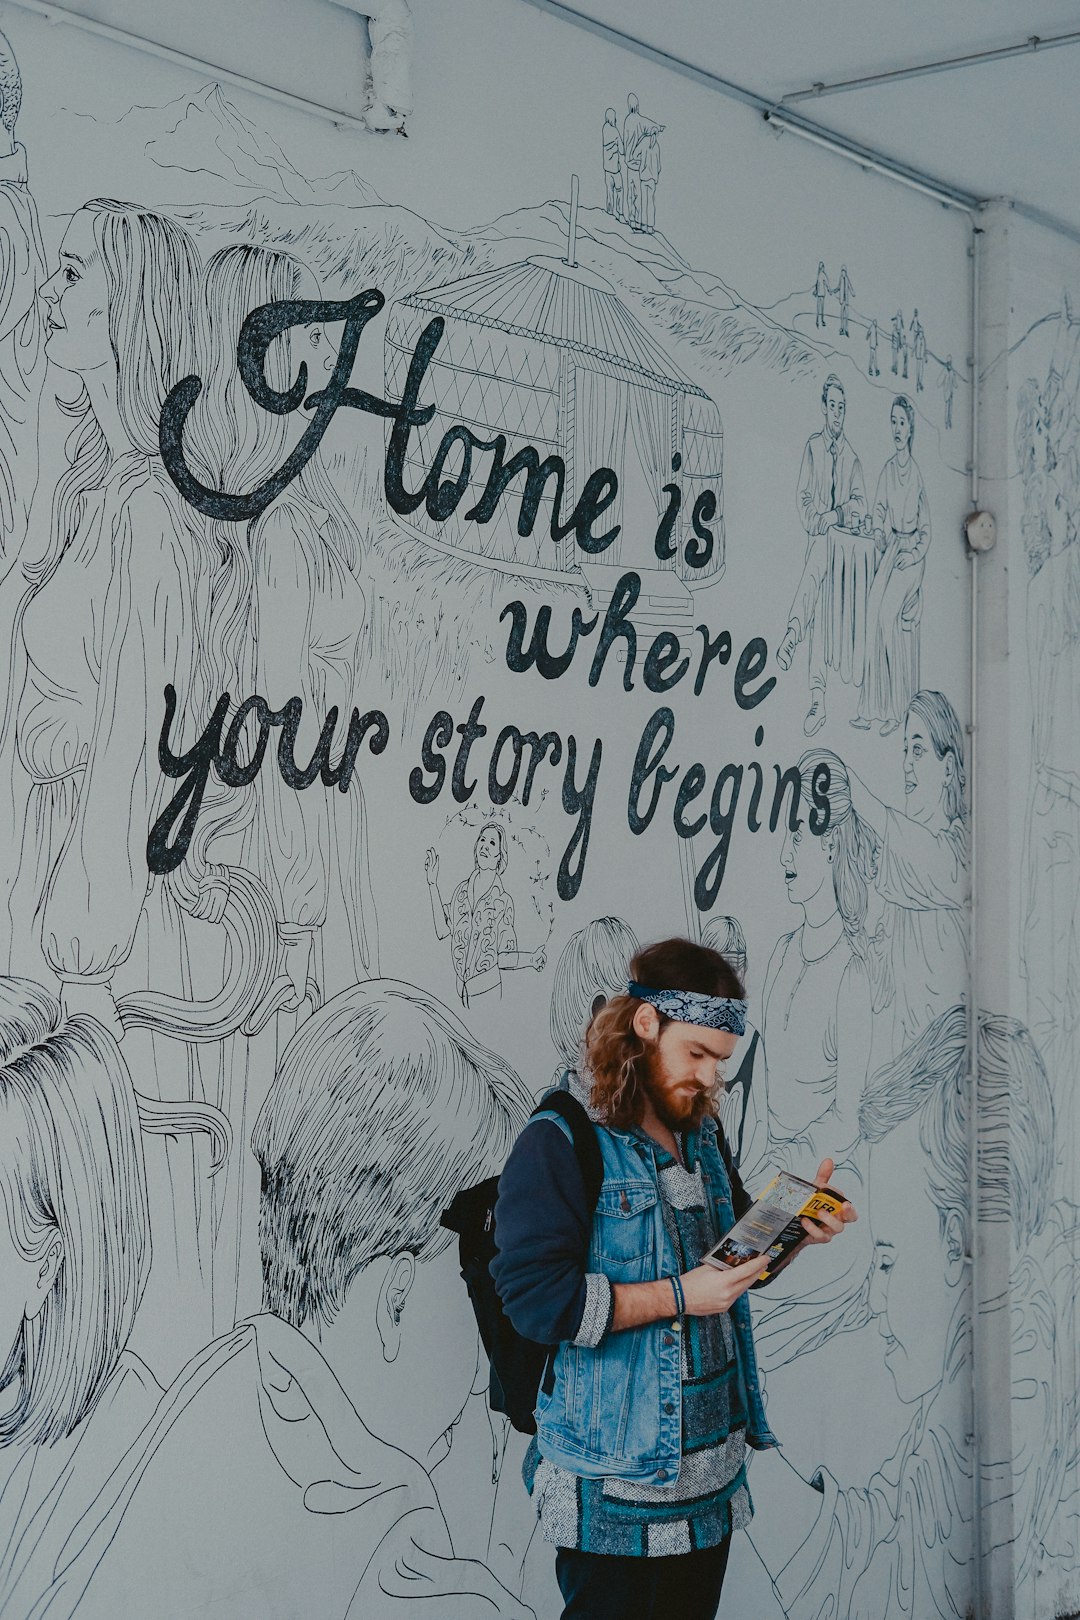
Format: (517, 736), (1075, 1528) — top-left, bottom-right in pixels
(627, 982), (747, 1037)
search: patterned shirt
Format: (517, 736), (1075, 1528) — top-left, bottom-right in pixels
(524, 1129), (753, 1556)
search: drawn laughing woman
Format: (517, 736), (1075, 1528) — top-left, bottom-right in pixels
(2, 200), (230, 1374)
(846, 689), (969, 1062)
(424, 824), (545, 1008)
(0, 975), (228, 1620)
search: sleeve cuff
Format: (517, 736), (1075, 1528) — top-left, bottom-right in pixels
(573, 1273), (614, 1348)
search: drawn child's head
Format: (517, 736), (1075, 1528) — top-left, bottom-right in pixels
(253, 979), (527, 1463)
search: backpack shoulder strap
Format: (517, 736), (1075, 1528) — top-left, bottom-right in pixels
(711, 1116), (752, 1220)
(531, 1089), (604, 1213)
(715, 1118), (736, 1178)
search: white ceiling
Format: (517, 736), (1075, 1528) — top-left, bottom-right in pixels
(539, 0), (1080, 238)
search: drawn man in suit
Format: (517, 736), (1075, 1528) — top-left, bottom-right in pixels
(0, 29), (45, 568)
(75, 981), (535, 1619)
(777, 376), (868, 736)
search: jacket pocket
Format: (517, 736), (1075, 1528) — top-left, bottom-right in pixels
(592, 1178), (657, 1278)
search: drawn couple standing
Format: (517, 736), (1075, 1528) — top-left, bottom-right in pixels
(777, 376), (930, 739)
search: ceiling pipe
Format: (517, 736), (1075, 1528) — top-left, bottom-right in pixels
(782, 29), (1080, 103)
(763, 112), (978, 213)
(519, 0), (981, 210)
(517, 0), (1080, 248)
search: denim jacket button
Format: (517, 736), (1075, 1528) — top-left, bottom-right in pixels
(655, 1469), (669, 1482)
(663, 1401), (674, 1415)
(662, 1333), (674, 1347)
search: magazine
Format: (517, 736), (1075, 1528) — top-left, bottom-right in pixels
(703, 1172), (847, 1279)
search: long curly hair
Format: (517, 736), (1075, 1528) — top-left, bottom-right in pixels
(180, 242), (362, 719)
(26, 199), (202, 594)
(584, 938), (743, 1129)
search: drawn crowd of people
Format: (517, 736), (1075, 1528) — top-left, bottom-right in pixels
(809, 263), (954, 429)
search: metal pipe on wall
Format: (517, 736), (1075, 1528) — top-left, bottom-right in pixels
(781, 28), (1080, 104)
(762, 112), (978, 212)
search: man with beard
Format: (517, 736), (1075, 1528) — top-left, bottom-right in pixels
(491, 938), (857, 1620)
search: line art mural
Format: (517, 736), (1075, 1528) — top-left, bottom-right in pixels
(0, 6), (1073, 1615)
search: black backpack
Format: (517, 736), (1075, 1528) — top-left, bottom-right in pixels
(440, 1087), (604, 1435)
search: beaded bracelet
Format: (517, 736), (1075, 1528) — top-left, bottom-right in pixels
(669, 1273), (686, 1317)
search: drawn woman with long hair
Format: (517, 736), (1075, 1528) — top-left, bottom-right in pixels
(0, 975), (228, 1619)
(0, 200), (236, 1375)
(749, 752), (879, 1371)
(5, 201), (206, 1005)
(847, 689), (969, 1060)
(853, 395), (931, 736)
(182, 242), (379, 1005)
(761, 749), (877, 1165)
(176, 241), (383, 1323)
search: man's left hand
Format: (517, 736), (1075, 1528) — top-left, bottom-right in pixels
(795, 1156), (858, 1252)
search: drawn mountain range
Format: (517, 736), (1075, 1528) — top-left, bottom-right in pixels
(111, 82), (823, 388)
(120, 82), (383, 208)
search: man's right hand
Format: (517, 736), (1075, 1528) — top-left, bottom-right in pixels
(611, 1254), (766, 1332)
(681, 1255), (769, 1315)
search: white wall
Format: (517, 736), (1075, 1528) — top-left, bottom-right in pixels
(0, 2), (1071, 1616)
(976, 200), (1080, 1620)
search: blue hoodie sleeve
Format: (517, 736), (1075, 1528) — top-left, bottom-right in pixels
(490, 1118), (613, 1348)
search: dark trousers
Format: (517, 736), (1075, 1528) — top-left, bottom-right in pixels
(555, 1538), (731, 1620)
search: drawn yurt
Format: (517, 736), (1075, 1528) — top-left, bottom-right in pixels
(383, 253), (724, 606)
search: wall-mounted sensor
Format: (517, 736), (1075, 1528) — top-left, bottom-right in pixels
(964, 510), (997, 553)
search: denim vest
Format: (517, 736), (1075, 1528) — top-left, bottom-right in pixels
(533, 1106), (778, 1486)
